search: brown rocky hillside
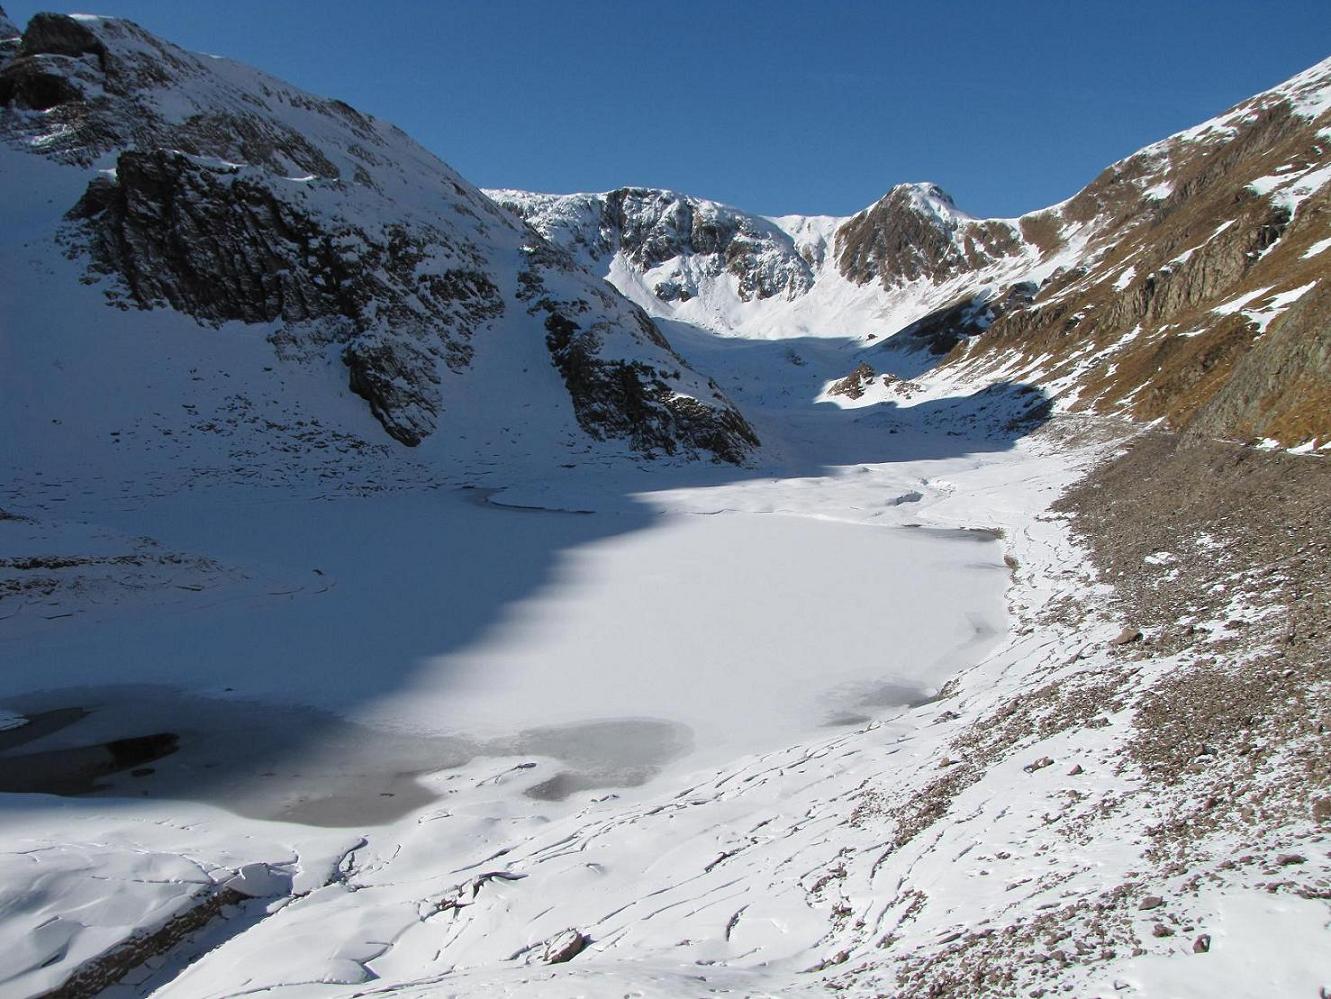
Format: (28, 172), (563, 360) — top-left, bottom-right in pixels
(929, 57), (1331, 449)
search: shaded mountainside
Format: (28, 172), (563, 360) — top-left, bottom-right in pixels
(0, 11), (756, 461)
(502, 57), (1331, 451)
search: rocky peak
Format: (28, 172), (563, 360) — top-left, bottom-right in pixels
(835, 181), (1028, 288)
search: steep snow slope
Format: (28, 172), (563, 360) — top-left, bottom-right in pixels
(0, 12), (755, 461)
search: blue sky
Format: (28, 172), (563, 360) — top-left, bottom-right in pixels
(7, 2), (1330, 217)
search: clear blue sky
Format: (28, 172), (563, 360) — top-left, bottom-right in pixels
(7, 2), (1330, 217)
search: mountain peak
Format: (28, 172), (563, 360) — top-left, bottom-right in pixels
(836, 181), (1022, 288)
(881, 181), (972, 224)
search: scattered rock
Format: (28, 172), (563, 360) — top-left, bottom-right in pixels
(1110, 626), (1143, 646)
(827, 362), (877, 400)
(1151, 922), (1174, 938)
(538, 928), (588, 965)
(1067, 764), (1085, 776)
(1137, 895), (1164, 911)
(1193, 933), (1211, 953)
(1276, 853), (1306, 866)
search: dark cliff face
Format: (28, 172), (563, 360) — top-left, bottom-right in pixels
(0, 13), (757, 462)
(517, 242), (759, 462)
(65, 149), (501, 446)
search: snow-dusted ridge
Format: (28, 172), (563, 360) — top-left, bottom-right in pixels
(489, 181), (1053, 348)
(498, 53), (1331, 451)
(0, 11), (756, 462)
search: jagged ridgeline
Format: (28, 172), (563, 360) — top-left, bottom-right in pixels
(0, 11), (757, 461)
(499, 58), (1331, 451)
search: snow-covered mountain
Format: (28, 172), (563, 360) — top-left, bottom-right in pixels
(496, 56), (1331, 450)
(0, 11), (756, 463)
(490, 180), (1040, 345)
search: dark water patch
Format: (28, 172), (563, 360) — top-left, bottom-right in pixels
(901, 524), (1005, 543)
(0, 686), (692, 826)
(823, 713), (872, 728)
(821, 679), (939, 728)
(514, 718), (693, 802)
(853, 680), (939, 710)
(0, 731), (178, 794)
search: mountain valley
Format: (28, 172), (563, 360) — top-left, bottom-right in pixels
(1, 10), (1329, 998)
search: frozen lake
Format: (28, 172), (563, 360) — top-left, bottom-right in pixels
(1, 485), (1006, 825)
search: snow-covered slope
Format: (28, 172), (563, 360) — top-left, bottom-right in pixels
(490, 181), (1049, 347)
(0, 12), (756, 462)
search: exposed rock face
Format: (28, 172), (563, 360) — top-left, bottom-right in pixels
(519, 244), (759, 462)
(490, 187), (815, 303)
(1, 13), (756, 460)
(892, 281), (1037, 355)
(944, 61), (1331, 448)
(835, 183), (1028, 287)
(65, 148), (500, 445)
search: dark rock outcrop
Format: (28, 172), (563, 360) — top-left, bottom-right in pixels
(66, 148), (501, 446)
(828, 362), (877, 399)
(890, 281), (1038, 356)
(520, 250), (759, 463)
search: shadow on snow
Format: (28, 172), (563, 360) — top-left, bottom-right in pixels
(0, 322), (1050, 825)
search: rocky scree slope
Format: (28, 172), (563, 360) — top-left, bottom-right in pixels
(499, 57), (1331, 450)
(0, 11), (756, 461)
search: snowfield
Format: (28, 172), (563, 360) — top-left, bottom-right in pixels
(0, 428), (1059, 997)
